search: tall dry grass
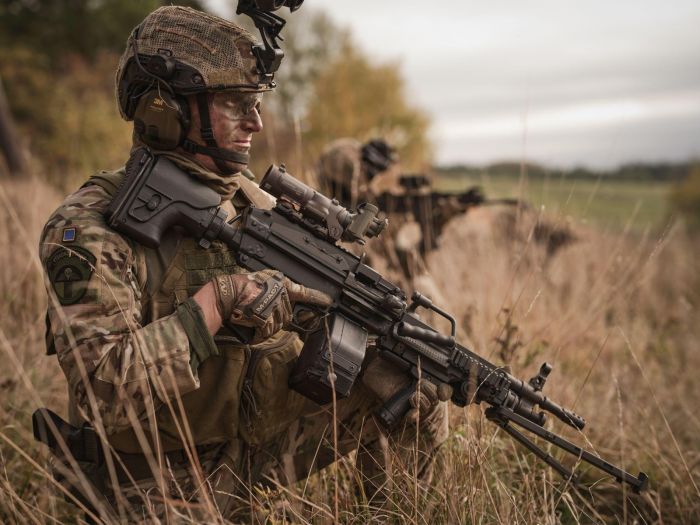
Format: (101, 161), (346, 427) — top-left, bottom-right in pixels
(0, 174), (698, 523)
(426, 204), (700, 523)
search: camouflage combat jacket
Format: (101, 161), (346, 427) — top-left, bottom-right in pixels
(40, 154), (308, 454)
(317, 138), (402, 210)
(317, 138), (366, 209)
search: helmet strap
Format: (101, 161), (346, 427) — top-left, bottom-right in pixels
(181, 93), (249, 173)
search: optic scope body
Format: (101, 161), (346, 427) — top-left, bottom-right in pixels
(260, 164), (387, 244)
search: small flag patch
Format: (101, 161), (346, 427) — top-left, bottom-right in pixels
(62, 227), (76, 242)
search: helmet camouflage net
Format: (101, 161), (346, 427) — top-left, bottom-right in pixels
(116, 6), (272, 120)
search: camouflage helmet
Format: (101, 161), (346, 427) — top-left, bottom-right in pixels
(116, 6), (273, 121)
(361, 138), (398, 180)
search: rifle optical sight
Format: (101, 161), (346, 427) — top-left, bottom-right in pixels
(260, 164), (388, 244)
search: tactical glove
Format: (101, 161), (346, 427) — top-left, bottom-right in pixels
(212, 269), (331, 343)
(361, 355), (453, 424)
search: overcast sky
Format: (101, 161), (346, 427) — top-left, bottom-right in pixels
(207, 1), (700, 168)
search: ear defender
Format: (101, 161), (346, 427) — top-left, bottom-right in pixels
(133, 89), (190, 150)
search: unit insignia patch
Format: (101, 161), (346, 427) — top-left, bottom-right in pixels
(46, 246), (97, 305)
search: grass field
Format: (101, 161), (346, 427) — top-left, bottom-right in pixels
(1, 173), (698, 523)
(435, 171), (673, 234)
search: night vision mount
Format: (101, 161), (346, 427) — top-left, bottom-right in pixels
(237, 0), (304, 84)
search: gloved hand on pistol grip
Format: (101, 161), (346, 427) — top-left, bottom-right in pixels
(406, 380), (453, 423)
(212, 269), (331, 343)
(361, 356), (453, 425)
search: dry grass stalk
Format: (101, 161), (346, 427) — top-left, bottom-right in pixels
(0, 176), (698, 523)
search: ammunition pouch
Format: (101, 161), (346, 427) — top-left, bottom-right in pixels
(289, 312), (367, 404)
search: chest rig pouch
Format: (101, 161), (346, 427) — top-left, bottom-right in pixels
(137, 189), (307, 448)
(91, 151), (308, 450)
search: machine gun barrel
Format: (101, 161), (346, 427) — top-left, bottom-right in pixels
(395, 311), (585, 430)
(505, 372), (586, 430)
(396, 321), (455, 348)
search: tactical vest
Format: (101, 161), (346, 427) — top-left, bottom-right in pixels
(74, 167), (309, 454)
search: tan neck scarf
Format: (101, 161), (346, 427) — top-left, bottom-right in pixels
(160, 152), (241, 201)
(132, 142), (242, 201)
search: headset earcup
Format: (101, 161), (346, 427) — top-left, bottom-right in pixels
(133, 90), (187, 150)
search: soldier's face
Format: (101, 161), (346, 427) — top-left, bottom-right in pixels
(185, 92), (263, 174)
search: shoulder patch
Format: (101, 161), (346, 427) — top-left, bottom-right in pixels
(46, 246), (97, 305)
(62, 227), (77, 242)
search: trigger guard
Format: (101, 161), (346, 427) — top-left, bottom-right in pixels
(290, 304), (325, 334)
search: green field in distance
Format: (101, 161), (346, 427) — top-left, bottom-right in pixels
(434, 171), (674, 234)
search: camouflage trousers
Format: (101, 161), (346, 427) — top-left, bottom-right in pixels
(54, 386), (448, 523)
(215, 381), (449, 521)
(50, 327), (449, 523)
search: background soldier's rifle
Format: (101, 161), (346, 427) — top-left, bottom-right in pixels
(376, 173), (523, 254)
(105, 149), (648, 494)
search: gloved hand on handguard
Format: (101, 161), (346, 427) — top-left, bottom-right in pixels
(361, 355), (453, 424)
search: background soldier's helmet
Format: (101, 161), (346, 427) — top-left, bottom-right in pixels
(116, 5), (272, 122)
(361, 138), (398, 180)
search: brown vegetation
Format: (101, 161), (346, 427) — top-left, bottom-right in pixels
(1, 3), (698, 523)
(0, 174), (698, 523)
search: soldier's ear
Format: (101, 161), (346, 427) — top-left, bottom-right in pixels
(133, 89), (190, 150)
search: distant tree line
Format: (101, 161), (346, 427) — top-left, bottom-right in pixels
(0, 1), (432, 185)
(437, 161), (695, 183)
(0, 0), (205, 60)
(0, 1), (204, 182)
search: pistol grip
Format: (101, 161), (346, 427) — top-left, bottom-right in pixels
(376, 381), (417, 430)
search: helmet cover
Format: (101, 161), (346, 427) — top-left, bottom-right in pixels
(116, 6), (272, 120)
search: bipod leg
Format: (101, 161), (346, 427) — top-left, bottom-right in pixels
(485, 406), (648, 493)
(485, 407), (580, 486)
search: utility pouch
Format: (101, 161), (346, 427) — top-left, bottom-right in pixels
(32, 408), (110, 514)
(289, 312), (367, 404)
(32, 408), (104, 465)
(239, 330), (307, 446)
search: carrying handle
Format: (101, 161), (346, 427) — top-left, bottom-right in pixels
(408, 292), (456, 337)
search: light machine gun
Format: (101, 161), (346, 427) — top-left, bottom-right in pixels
(106, 149), (648, 494)
(376, 174), (523, 255)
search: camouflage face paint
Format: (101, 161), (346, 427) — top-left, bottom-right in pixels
(212, 92), (263, 121)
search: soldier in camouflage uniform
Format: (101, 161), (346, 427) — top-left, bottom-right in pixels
(38, 6), (448, 522)
(318, 137), (399, 209)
